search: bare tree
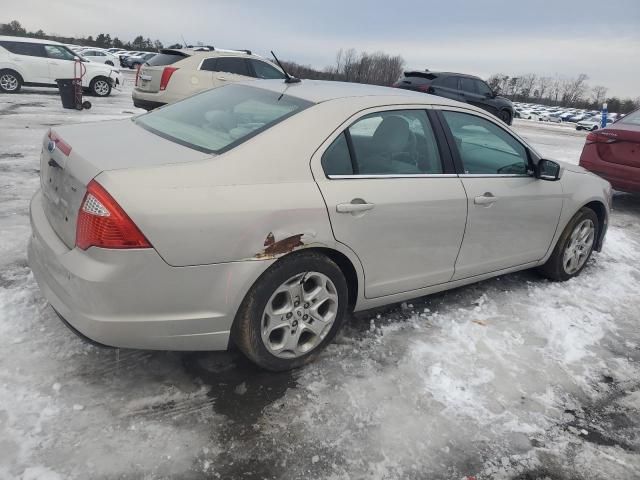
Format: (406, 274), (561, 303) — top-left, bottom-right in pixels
(561, 73), (589, 105)
(535, 76), (551, 100)
(591, 85), (608, 106)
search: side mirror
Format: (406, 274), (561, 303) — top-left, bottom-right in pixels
(537, 159), (561, 181)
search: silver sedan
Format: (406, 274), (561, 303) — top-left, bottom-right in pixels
(28, 80), (611, 370)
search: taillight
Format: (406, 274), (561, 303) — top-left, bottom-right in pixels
(586, 131), (616, 145)
(76, 180), (151, 250)
(48, 129), (72, 156)
(159, 67), (178, 91)
(135, 64), (141, 86)
(585, 132), (599, 144)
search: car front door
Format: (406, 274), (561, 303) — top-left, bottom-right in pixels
(471, 79), (500, 116)
(433, 75), (465, 102)
(312, 108), (468, 298)
(44, 45), (76, 81)
(438, 109), (563, 280)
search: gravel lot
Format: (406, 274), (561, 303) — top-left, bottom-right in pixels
(1, 73), (639, 480)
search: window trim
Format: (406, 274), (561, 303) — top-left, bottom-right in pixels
(248, 59), (285, 80)
(435, 108), (535, 178)
(320, 107), (453, 179)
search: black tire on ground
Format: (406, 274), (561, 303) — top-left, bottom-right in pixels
(90, 77), (112, 97)
(232, 251), (349, 371)
(538, 207), (599, 282)
(0, 69), (23, 93)
(500, 109), (512, 125)
(105, 61), (114, 66)
(591, 125), (599, 131)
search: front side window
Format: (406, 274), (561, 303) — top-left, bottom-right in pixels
(459, 77), (476, 93)
(215, 57), (250, 76)
(45, 45), (75, 60)
(322, 110), (443, 176)
(135, 84), (313, 154)
(442, 111), (529, 175)
(474, 80), (493, 96)
(441, 76), (458, 89)
(250, 60), (285, 79)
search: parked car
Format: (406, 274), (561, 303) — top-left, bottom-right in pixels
(392, 71), (515, 125)
(28, 80), (610, 370)
(79, 48), (118, 66)
(119, 51), (145, 67)
(132, 48), (285, 110)
(576, 116), (614, 131)
(0, 35), (122, 96)
(123, 52), (156, 69)
(579, 108), (640, 193)
(540, 112), (562, 123)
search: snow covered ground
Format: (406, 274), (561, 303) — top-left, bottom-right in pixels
(1, 75), (639, 479)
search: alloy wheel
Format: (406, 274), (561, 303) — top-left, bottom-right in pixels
(0, 73), (19, 91)
(562, 219), (595, 274)
(261, 272), (339, 359)
(94, 80), (110, 96)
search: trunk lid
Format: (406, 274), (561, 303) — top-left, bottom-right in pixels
(595, 124), (640, 168)
(40, 120), (210, 249)
(136, 49), (190, 93)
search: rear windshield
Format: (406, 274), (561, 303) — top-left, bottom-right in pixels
(135, 84), (313, 154)
(619, 110), (640, 126)
(146, 52), (187, 66)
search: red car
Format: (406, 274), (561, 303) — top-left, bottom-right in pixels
(579, 109), (640, 193)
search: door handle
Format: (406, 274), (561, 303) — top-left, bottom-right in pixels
(216, 76), (227, 81)
(474, 192), (498, 206)
(336, 200), (375, 214)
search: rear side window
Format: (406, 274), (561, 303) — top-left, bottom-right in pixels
(473, 79), (493, 96)
(459, 77), (476, 93)
(250, 60), (285, 79)
(135, 84), (313, 154)
(0, 41), (46, 57)
(322, 110), (443, 176)
(441, 76), (458, 89)
(442, 111), (528, 175)
(215, 57), (250, 76)
(146, 52), (187, 66)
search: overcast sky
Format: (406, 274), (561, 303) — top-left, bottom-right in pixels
(8, 0), (640, 97)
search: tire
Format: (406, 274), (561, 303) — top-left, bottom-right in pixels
(591, 125), (598, 131)
(105, 60), (114, 66)
(232, 251), (349, 371)
(0, 69), (22, 93)
(90, 77), (111, 97)
(538, 208), (598, 281)
(131, 63), (140, 70)
(500, 110), (512, 125)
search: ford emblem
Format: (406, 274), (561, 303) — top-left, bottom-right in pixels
(47, 140), (56, 153)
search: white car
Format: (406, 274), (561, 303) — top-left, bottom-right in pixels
(132, 48), (285, 110)
(576, 116), (614, 131)
(0, 36), (122, 96)
(78, 48), (118, 66)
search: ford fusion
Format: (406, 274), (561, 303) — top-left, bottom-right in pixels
(29, 80), (611, 371)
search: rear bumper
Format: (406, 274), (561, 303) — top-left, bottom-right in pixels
(132, 97), (166, 111)
(580, 148), (640, 194)
(28, 190), (270, 351)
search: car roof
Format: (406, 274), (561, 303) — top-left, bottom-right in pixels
(245, 79), (465, 105)
(0, 35), (63, 45)
(404, 70), (481, 80)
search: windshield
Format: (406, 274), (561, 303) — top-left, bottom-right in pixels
(135, 84), (313, 154)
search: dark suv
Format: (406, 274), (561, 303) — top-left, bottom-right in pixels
(393, 71), (514, 125)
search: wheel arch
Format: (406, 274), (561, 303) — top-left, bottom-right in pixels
(305, 247), (359, 310)
(0, 67), (24, 83)
(582, 200), (608, 251)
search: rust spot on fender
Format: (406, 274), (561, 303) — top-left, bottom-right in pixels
(256, 233), (305, 259)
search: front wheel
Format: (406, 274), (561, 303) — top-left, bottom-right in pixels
(500, 110), (512, 125)
(591, 125), (599, 131)
(0, 70), (22, 93)
(232, 251), (349, 371)
(538, 208), (598, 281)
(90, 77), (111, 97)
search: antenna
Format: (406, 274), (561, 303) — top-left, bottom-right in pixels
(271, 51), (301, 84)
(181, 35), (187, 48)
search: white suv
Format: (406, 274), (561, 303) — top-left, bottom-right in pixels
(132, 48), (285, 110)
(0, 36), (122, 97)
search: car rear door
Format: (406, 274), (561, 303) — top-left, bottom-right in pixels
(0, 41), (50, 83)
(432, 75), (465, 102)
(437, 109), (563, 279)
(208, 56), (253, 88)
(312, 107), (468, 298)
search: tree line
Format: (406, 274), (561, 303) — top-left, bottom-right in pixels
(2, 20), (637, 112)
(487, 73), (639, 114)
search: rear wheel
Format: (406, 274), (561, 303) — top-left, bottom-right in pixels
(0, 70), (22, 93)
(232, 252), (348, 371)
(591, 125), (599, 131)
(90, 77), (111, 97)
(500, 109), (512, 125)
(538, 208), (598, 281)
(105, 60), (114, 66)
